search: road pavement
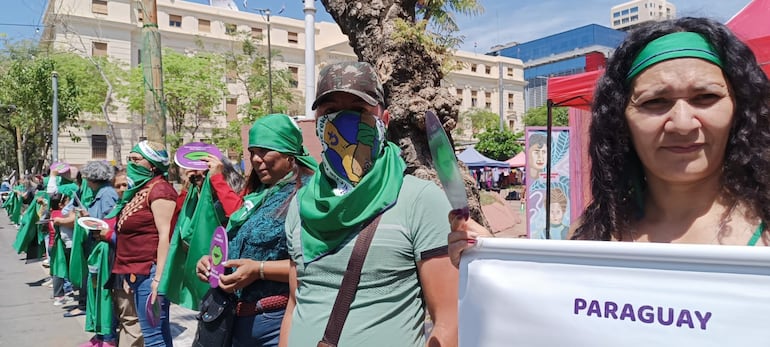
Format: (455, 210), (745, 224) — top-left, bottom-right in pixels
(0, 212), (199, 346)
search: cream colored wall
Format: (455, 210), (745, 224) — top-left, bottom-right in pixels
(44, 0), (525, 164)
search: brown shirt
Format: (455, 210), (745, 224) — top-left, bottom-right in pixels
(113, 176), (178, 275)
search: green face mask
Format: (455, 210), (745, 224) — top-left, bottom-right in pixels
(126, 162), (154, 188)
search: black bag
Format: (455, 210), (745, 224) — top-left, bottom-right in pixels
(192, 287), (237, 347)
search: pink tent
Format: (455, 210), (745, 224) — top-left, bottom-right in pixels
(727, 0), (770, 77)
(506, 151), (525, 168)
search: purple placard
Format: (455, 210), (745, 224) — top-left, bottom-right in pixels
(145, 295), (162, 327)
(208, 226), (228, 288)
(50, 162), (71, 173)
(174, 142), (224, 171)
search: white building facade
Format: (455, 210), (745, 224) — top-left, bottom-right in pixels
(41, 0), (524, 165)
(610, 0), (676, 31)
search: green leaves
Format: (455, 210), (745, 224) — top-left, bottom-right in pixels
(523, 105), (569, 127)
(475, 129), (522, 161)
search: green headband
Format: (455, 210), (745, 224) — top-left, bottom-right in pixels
(626, 32), (723, 82)
(132, 140), (170, 172)
(248, 114), (318, 170)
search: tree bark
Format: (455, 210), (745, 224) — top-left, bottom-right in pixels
(321, 0), (489, 225)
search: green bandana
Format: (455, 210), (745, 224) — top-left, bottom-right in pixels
(298, 142), (405, 261)
(626, 32), (723, 82)
(134, 140), (170, 172)
(248, 114), (318, 170)
(227, 171), (296, 232)
(106, 162), (156, 219)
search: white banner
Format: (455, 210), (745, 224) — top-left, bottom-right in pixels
(459, 238), (770, 346)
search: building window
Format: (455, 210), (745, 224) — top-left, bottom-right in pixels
(226, 98), (238, 122)
(621, 9), (629, 15)
(288, 32), (299, 44)
(92, 41), (108, 57)
(471, 91), (478, 107)
(484, 92), (492, 109)
(508, 120), (515, 129)
(613, 20), (621, 26)
(622, 18), (630, 24)
(137, 49), (141, 65)
(199, 19), (210, 32)
(507, 93), (514, 109)
(136, 9), (143, 22)
(613, 11), (620, 18)
(471, 64), (477, 73)
(485, 66), (491, 74)
(289, 66), (299, 88)
(251, 27), (263, 39)
(225, 23), (237, 35)
(630, 6), (638, 13)
(169, 14), (182, 28)
(507, 67), (514, 78)
(92, 0), (108, 15)
(91, 135), (107, 159)
(630, 15), (638, 21)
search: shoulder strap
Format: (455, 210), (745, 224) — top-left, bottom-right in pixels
(317, 214), (383, 347)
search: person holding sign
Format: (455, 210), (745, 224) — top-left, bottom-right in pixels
(106, 141), (178, 347)
(195, 114), (317, 347)
(449, 17), (770, 267)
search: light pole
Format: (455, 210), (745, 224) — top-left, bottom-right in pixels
(245, 3), (284, 114)
(52, 71), (59, 163)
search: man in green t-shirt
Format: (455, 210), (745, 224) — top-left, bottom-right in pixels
(280, 61), (458, 347)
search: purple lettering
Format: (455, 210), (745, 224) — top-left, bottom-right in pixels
(638, 305), (654, 323)
(676, 310), (694, 329)
(587, 300), (601, 317)
(604, 301), (618, 319)
(574, 298), (587, 315)
(694, 311), (712, 330)
(657, 307), (674, 326)
(619, 304), (636, 321)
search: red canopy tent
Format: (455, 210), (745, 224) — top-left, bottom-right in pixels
(727, 0), (770, 77)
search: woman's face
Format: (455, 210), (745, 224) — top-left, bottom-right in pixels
(249, 147), (294, 186)
(528, 144), (547, 172)
(625, 58), (734, 185)
(113, 175), (128, 199)
(550, 202), (564, 225)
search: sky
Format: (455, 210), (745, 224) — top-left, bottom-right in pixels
(0, 0), (753, 53)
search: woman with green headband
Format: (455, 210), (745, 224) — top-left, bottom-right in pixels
(195, 114), (316, 347)
(106, 140), (178, 346)
(450, 17), (770, 265)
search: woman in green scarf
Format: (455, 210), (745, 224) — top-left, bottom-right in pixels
(195, 114), (316, 347)
(107, 141), (178, 347)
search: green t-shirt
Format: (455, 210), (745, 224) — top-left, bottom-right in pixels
(285, 175), (452, 347)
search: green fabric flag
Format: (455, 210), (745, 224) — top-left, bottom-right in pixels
(160, 175), (225, 310)
(159, 182), (200, 309)
(69, 183), (93, 288)
(3, 190), (23, 224)
(12, 192), (48, 256)
(298, 142), (405, 261)
(68, 216), (88, 288)
(85, 242), (113, 335)
(50, 232), (69, 278)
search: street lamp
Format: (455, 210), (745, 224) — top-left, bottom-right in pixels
(244, 3), (284, 114)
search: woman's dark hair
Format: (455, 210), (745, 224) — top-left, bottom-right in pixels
(49, 192), (65, 210)
(574, 17), (770, 241)
(220, 158), (246, 194)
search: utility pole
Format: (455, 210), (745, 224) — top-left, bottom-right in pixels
(52, 71), (59, 163)
(141, 0), (166, 146)
(498, 60), (504, 130)
(304, 0), (316, 119)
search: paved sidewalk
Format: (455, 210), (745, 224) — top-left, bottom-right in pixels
(0, 212), (200, 346)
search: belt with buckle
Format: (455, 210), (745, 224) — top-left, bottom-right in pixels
(235, 294), (289, 317)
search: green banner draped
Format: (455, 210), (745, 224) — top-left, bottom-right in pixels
(12, 192), (48, 257)
(68, 217), (88, 288)
(50, 232), (69, 278)
(85, 242), (113, 335)
(160, 176), (225, 310)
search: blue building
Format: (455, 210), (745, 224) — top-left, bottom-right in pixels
(489, 24), (626, 110)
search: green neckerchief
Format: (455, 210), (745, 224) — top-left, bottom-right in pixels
(174, 184), (200, 243)
(106, 163), (156, 219)
(298, 142), (405, 261)
(226, 171), (296, 233)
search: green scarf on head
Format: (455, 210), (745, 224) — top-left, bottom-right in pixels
(107, 141), (169, 219)
(248, 113), (318, 171)
(298, 142), (405, 262)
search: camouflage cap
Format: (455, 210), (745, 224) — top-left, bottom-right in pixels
(312, 61), (385, 110)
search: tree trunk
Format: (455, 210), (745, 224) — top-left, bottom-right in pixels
(97, 67), (122, 166)
(321, 0), (489, 226)
(15, 127), (25, 176)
